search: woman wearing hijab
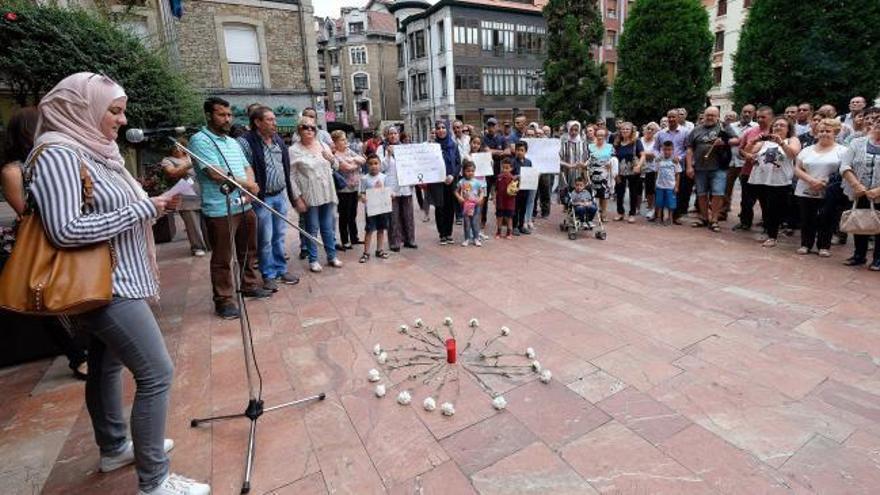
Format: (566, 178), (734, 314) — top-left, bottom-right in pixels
(559, 121), (589, 192)
(28, 73), (209, 495)
(429, 120), (461, 244)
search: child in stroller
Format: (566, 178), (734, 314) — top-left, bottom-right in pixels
(559, 173), (606, 240)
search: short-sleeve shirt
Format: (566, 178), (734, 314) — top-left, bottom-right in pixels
(748, 142), (795, 187)
(840, 137), (880, 200)
(614, 140), (644, 176)
(686, 123), (736, 171)
(653, 157), (682, 189)
(570, 189), (594, 205)
(189, 127), (252, 218)
(588, 143), (614, 164)
(458, 178), (484, 202)
(495, 172), (516, 211)
(359, 172), (387, 194)
(795, 144), (850, 198)
(654, 127), (689, 162)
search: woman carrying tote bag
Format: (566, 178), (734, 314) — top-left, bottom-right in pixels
(840, 107), (880, 271)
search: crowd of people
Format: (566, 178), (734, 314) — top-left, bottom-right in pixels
(0, 70), (878, 495)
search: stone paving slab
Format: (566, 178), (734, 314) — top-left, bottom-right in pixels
(2, 205), (880, 494)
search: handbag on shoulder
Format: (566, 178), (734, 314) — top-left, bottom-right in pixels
(840, 200), (880, 236)
(0, 145), (114, 315)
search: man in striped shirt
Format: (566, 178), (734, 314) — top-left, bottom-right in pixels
(190, 97), (272, 319)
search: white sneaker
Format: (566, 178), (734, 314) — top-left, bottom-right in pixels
(309, 262), (323, 272)
(328, 258), (343, 268)
(192, 250), (206, 257)
(474, 239), (482, 247)
(100, 439), (174, 473)
(139, 473), (210, 495)
(479, 232), (488, 240)
(461, 240), (470, 247)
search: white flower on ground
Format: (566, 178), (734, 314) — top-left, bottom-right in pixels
(469, 318), (479, 328)
(423, 397), (437, 411)
(397, 390), (412, 405)
(377, 352), (388, 364)
(367, 368), (381, 382)
(444, 316), (453, 327)
(374, 384), (386, 397)
(540, 369), (552, 383)
(525, 347), (536, 359)
(531, 360), (541, 372)
(415, 318), (424, 328)
(441, 402), (456, 416)
(399, 324), (409, 333)
(373, 344), (382, 356)
(492, 396), (508, 410)
(500, 326), (511, 336)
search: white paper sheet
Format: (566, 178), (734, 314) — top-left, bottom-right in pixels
(519, 167), (540, 190)
(366, 188), (393, 216)
(160, 178), (197, 199)
(470, 152), (494, 177)
(522, 138), (561, 174)
(393, 143), (446, 186)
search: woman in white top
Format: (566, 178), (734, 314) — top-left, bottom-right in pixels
(289, 116), (342, 272)
(747, 117), (801, 247)
(640, 122), (660, 218)
(840, 107), (880, 270)
(794, 118), (852, 256)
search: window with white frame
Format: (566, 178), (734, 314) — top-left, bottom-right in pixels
(223, 24), (263, 88)
(353, 72), (369, 91)
(482, 67), (515, 96)
(349, 46), (367, 65)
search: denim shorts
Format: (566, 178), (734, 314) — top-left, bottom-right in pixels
(655, 188), (677, 210)
(694, 169), (727, 196)
(365, 213), (390, 232)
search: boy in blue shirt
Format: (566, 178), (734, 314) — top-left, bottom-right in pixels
(651, 141), (682, 226)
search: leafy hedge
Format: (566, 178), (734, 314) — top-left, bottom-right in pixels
(0, 0), (200, 128)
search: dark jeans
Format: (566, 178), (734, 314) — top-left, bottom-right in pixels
(337, 191), (359, 245)
(738, 174), (759, 228)
(675, 173), (694, 218)
(79, 298), (174, 492)
(754, 184), (790, 239)
(537, 174), (553, 216)
(615, 175), (643, 215)
(851, 197), (880, 261)
(204, 210), (263, 306)
(515, 190), (529, 229)
(799, 196), (834, 250)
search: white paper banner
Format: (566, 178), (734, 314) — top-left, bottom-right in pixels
(470, 152), (494, 177)
(366, 187), (393, 216)
(519, 167), (540, 190)
(393, 143), (446, 186)
(522, 138), (561, 174)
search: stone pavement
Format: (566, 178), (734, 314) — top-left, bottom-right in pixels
(2, 208), (879, 495)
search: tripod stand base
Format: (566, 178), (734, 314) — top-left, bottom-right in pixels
(191, 393), (326, 493)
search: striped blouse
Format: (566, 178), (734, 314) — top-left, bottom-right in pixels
(28, 145), (159, 299)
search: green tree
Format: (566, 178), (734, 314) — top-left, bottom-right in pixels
(0, 0), (200, 128)
(537, 0), (606, 128)
(733, 0), (880, 112)
(613, 0), (713, 125)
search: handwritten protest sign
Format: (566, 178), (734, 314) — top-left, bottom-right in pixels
(522, 138), (560, 174)
(366, 188), (393, 216)
(519, 167), (540, 190)
(471, 152), (494, 177)
(394, 143), (446, 186)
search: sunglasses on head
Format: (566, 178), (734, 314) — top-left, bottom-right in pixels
(299, 124), (317, 132)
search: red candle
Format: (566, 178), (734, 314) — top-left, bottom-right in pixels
(446, 338), (457, 364)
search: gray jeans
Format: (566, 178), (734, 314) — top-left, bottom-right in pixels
(79, 298), (173, 491)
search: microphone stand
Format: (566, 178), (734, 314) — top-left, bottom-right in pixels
(173, 138), (325, 494)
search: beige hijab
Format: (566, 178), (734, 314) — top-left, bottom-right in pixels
(34, 72), (159, 284)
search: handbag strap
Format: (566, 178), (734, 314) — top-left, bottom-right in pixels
(23, 144), (95, 215)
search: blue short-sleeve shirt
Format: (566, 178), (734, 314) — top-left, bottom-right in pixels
(189, 127), (252, 218)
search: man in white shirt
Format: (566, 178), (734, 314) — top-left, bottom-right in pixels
(452, 120), (470, 158)
(795, 102), (813, 136)
(678, 108), (695, 132)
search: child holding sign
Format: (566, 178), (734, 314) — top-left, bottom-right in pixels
(455, 159), (486, 247)
(359, 154), (392, 263)
(495, 158), (517, 239)
(512, 141), (536, 235)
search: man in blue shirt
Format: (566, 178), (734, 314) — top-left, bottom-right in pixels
(190, 97), (272, 319)
(654, 109), (691, 224)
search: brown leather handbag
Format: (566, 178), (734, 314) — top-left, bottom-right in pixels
(0, 146), (114, 315)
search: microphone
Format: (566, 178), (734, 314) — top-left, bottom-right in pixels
(125, 126), (189, 143)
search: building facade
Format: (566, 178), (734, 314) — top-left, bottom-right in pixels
(316, 1), (401, 131)
(704, 0), (752, 113)
(596, 0), (631, 121)
(392, 0), (547, 142)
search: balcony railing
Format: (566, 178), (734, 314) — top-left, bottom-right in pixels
(229, 62), (263, 89)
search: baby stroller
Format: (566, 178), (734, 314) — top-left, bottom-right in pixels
(558, 167), (607, 240)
